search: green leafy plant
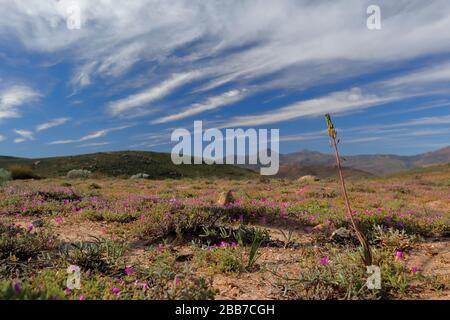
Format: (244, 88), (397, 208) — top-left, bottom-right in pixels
(85, 209), (140, 223)
(246, 233), (265, 270)
(0, 168), (12, 186)
(193, 244), (244, 274)
(8, 165), (39, 180)
(61, 237), (127, 275)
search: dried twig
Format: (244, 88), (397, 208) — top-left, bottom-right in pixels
(325, 114), (372, 266)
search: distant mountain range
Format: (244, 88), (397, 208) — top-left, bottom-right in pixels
(1, 146), (449, 179)
(277, 146), (450, 177)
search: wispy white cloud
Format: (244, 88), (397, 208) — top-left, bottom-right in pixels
(48, 139), (76, 145)
(108, 72), (200, 116)
(78, 141), (111, 148)
(152, 89), (247, 124)
(48, 125), (133, 145)
(36, 117), (70, 132)
(280, 130), (328, 143)
(0, 134), (5, 142)
(222, 88), (406, 127)
(3, 1), (450, 96)
(383, 60), (450, 88)
(296, 115), (450, 146)
(129, 129), (177, 149)
(13, 129), (34, 143)
(0, 85), (41, 120)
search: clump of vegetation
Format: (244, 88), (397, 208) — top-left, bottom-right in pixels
(0, 168), (12, 186)
(138, 251), (217, 300)
(84, 209), (140, 223)
(275, 247), (413, 300)
(60, 238), (127, 275)
(369, 225), (420, 250)
(0, 223), (57, 261)
(8, 165), (39, 180)
(0, 255), (217, 300)
(199, 225), (271, 246)
(67, 169), (91, 179)
(193, 242), (244, 274)
(134, 203), (221, 242)
(0, 223), (58, 279)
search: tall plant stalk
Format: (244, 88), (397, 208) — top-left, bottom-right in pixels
(325, 114), (373, 266)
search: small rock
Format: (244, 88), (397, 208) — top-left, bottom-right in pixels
(312, 221), (332, 233)
(298, 175), (320, 183)
(217, 190), (236, 206)
(31, 219), (46, 228)
(330, 227), (352, 241)
(130, 173), (150, 180)
(89, 183), (102, 189)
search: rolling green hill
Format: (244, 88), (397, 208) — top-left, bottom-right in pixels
(0, 151), (257, 179)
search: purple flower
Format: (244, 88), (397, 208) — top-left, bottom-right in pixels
(140, 214), (146, 221)
(111, 287), (121, 295)
(410, 266), (418, 274)
(27, 224), (34, 232)
(14, 282), (22, 294)
(64, 288), (72, 295)
(320, 257), (330, 266)
(219, 241), (229, 248)
(79, 295), (86, 300)
(395, 251), (404, 259)
(55, 217), (63, 224)
(175, 277), (182, 286)
(124, 266), (135, 276)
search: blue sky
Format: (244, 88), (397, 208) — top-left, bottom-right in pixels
(1, 0), (450, 158)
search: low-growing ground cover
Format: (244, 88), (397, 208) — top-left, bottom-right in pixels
(0, 169), (448, 300)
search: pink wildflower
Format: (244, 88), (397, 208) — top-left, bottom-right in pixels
(111, 287), (121, 295)
(124, 266), (135, 275)
(220, 241), (229, 248)
(79, 295), (86, 300)
(320, 257), (330, 266)
(14, 282), (22, 294)
(175, 277), (182, 286)
(395, 251), (404, 259)
(410, 266), (418, 274)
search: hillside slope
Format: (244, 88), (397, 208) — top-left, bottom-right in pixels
(0, 151), (257, 179)
(280, 146), (450, 176)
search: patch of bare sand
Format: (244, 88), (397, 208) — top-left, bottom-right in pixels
(408, 240), (450, 300)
